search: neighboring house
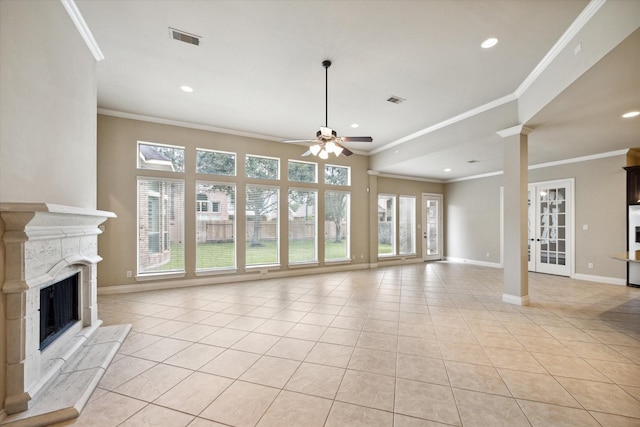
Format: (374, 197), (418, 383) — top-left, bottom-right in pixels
(196, 189), (234, 243)
(138, 144), (175, 171)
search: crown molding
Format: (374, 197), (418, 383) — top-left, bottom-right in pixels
(376, 172), (444, 184)
(60, 0), (104, 61)
(515, 0), (606, 97)
(98, 108), (371, 156)
(371, 93), (517, 155)
(445, 149), (628, 183)
(496, 125), (534, 138)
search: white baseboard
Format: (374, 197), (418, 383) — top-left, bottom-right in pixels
(502, 293), (530, 306)
(445, 257), (502, 269)
(98, 263), (370, 295)
(572, 273), (626, 286)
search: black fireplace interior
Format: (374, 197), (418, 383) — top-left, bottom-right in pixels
(40, 272), (79, 350)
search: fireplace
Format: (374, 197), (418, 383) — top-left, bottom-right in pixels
(40, 273), (79, 350)
(0, 203), (130, 426)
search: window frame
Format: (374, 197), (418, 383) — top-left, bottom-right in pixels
(288, 159), (318, 184)
(399, 195), (417, 256)
(137, 141), (185, 172)
(324, 164), (351, 186)
(378, 193), (396, 257)
(324, 190), (351, 262)
(288, 187), (318, 266)
(246, 184), (280, 268)
(195, 181), (237, 273)
(196, 148), (237, 176)
(246, 154), (280, 180)
(137, 176), (185, 277)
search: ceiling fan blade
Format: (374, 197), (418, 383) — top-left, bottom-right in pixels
(340, 146), (353, 156)
(341, 136), (373, 143)
(301, 149), (312, 157)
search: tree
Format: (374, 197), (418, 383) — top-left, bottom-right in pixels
(324, 166), (349, 243)
(196, 150), (235, 175)
(325, 191), (347, 243)
(245, 156), (279, 246)
(154, 146), (185, 172)
(246, 185), (278, 246)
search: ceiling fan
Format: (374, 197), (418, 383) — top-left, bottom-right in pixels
(282, 60), (373, 158)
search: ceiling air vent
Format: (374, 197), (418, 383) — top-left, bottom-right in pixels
(169, 28), (201, 46)
(386, 95), (406, 104)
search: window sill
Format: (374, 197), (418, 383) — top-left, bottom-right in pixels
(288, 262), (319, 269)
(325, 259), (352, 265)
(246, 265), (280, 272)
(195, 268), (238, 276)
(135, 271), (186, 281)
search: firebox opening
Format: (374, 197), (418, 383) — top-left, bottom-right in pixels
(39, 272), (80, 350)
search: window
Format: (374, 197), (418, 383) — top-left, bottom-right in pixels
(289, 189), (317, 264)
(196, 193), (209, 212)
(246, 155), (279, 180)
(196, 149), (236, 176)
(378, 194), (395, 256)
(246, 185), (279, 266)
(138, 177), (185, 274)
(399, 196), (416, 255)
(138, 142), (184, 172)
(325, 191), (350, 261)
(288, 160), (317, 183)
(196, 182), (236, 271)
(325, 164), (350, 186)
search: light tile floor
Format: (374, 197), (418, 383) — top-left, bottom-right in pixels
(55, 262), (640, 426)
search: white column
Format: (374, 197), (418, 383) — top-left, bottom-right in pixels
(498, 125), (532, 306)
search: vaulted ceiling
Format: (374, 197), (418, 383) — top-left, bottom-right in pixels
(77, 0), (640, 181)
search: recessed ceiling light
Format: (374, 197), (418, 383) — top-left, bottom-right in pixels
(481, 38), (498, 49)
(351, 123), (359, 128)
(622, 111), (640, 118)
(444, 168), (452, 172)
(180, 85), (194, 93)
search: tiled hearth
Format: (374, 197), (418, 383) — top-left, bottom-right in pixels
(0, 203), (128, 427)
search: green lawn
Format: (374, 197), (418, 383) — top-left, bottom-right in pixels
(378, 243), (393, 254)
(153, 239), (350, 271)
(149, 240), (395, 272)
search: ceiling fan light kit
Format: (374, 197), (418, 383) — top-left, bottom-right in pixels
(282, 60), (373, 158)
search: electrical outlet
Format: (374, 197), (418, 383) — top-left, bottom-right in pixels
(486, 252), (490, 258)
(126, 270), (132, 277)
(588, 262), (594, 269)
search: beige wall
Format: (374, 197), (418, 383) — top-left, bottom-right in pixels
(0, 0), (98, 416)
(445, 174), (504, 264)
(0, 1), (98, 209)
(97, 115), (373, 288)
(444, 154), (627, 280)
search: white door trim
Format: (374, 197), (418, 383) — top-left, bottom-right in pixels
(422, 193), (443, 261)
(500, 178), (575, 277)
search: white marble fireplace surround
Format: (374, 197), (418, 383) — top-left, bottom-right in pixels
(0, 203), (129, 427)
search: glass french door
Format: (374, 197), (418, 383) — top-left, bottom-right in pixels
(422, 194), (443, 261)
(528, 180), (572, 276)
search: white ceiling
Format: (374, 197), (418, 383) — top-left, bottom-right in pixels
(76, 0), (640, 181)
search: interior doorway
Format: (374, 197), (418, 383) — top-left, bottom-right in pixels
(422, 193), (443, 261)
(527, 179), (574, 276)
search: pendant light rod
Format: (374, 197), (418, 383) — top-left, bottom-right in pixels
(323, 60), (331, 127)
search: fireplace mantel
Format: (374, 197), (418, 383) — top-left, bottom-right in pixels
(1, 203), (121, 424)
